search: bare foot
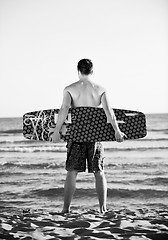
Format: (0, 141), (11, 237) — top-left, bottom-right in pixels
(100, 207), (107, 214)
(61, 209), (70, 214)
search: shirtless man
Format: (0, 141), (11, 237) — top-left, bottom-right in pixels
(51, 59), (125, 213)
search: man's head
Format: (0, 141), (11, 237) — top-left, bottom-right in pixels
(77, 59), (93, 75)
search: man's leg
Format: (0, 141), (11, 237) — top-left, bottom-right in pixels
(62, 170), (78, 213)
(94, 171), (107, 213)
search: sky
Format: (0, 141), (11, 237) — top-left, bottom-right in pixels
(0, 0), (167, 117)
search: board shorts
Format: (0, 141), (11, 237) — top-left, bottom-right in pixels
(65, 142), (105, 173)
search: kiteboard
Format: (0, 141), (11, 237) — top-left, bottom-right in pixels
(23, 107), (147, 142)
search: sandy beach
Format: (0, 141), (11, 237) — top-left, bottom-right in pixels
(0, 207), (168, 240)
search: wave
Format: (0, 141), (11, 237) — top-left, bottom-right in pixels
(1, 161), (167, 172)
(139, 138), (168, 141)
(0, 129), (22, 134)
(0, 145), (67, 153)
(29, 187), (168, 199)
(0, 140), (36, 144)
(0, 144), (168, 153)
(106, 162), (168, 169)
(0, 137), (168, 145)
(108, 188), (168, 199)
(0, 162), (64, 169)
(109, 177), (168, 186)
(148, 128), (168, 133)
(105, 146), (168, 152)
(135, 177), (168, 186)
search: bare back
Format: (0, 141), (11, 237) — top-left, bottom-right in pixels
(65, 80), (105, 108)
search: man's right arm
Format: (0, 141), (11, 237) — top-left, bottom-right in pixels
(101, 92), (125, 142)
(54, 88), (71, 133)
(50, 88), (71, 143)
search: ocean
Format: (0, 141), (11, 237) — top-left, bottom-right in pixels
(0, 113), (168, 214)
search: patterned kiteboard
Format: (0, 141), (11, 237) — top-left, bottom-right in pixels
(23, 107), (147, 142)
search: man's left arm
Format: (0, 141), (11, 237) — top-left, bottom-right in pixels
(51, 88), (71, 143)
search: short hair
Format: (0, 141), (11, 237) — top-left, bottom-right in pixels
(77, 59), (93, 75)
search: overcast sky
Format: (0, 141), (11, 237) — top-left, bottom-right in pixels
(0, 0), (167, 117)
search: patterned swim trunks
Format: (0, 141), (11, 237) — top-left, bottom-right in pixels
(66, 142), (104, 173)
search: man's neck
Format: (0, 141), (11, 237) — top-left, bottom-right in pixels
(79, 74), (91, 82)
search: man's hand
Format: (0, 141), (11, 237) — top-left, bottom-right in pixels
(49, 129), (61, 143)
(115, 130), (127, 142)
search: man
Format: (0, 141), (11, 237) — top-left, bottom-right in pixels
(51, 59), (125, 213)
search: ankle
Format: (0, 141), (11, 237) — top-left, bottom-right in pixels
(62, 207), (70, 214)
(100, 206), (107, 214)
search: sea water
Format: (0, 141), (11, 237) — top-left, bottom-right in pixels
(0, 114), (168, 213)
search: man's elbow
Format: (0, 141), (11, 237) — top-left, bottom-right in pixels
(60, 105), (70, 112)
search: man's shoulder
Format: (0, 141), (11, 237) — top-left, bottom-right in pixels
(64, 81), (79, 91)
(92, 82), (106, 95)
